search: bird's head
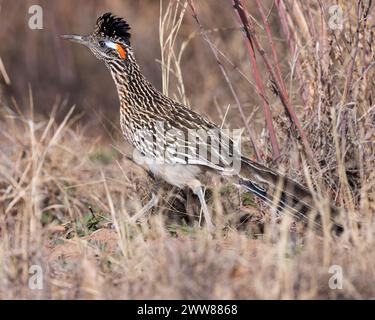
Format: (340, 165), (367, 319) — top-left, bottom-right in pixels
(62, 12), (132, 63)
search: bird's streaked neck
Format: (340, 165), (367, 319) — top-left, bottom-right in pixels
(106, 57), (155, 107)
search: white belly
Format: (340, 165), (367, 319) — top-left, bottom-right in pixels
(132, 149), (201, 189)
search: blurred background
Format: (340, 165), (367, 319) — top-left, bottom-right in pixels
(0, 0), (287, 137)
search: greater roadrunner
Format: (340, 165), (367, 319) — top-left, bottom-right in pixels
(63, 12), (342, 233)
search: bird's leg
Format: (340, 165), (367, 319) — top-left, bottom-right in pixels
(129, 164), (161, 223)
(130, 192), (159, 223)
(130, 176), (169, 223)
(193, 186), (215, 232)
(125, 149), (160, 223)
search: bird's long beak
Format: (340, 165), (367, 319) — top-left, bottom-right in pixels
(61, 34), (90, 46)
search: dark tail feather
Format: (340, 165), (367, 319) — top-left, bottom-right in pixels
(238, 157), (343, 235)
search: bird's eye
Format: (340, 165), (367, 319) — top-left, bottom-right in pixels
(99, 41), (106, 48)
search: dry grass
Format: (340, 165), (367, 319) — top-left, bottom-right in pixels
(0, 0), (375, 299)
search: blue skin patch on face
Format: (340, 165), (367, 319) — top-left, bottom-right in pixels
(105, 40), (117, 49)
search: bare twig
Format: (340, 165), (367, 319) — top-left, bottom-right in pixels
(0, 56), (10, 85)
(342, 0), (370, 105)
(232, 0), (319, 170)
(230, 0), (281, 160)
(274, 0), (310, 106)
(188, 0), (262, 161)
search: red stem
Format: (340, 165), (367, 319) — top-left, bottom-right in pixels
(231, 1), (281, 160)
(232, 0), (319, 170)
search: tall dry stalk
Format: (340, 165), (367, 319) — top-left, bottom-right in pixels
(159, 0), (189, 105)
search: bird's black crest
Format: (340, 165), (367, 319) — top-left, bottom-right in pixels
(94, 12), (131, 45)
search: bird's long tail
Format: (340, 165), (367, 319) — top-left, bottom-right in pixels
(237, 157), (343, 234)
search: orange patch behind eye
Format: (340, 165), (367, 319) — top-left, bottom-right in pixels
(115, 44), (126, 59)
